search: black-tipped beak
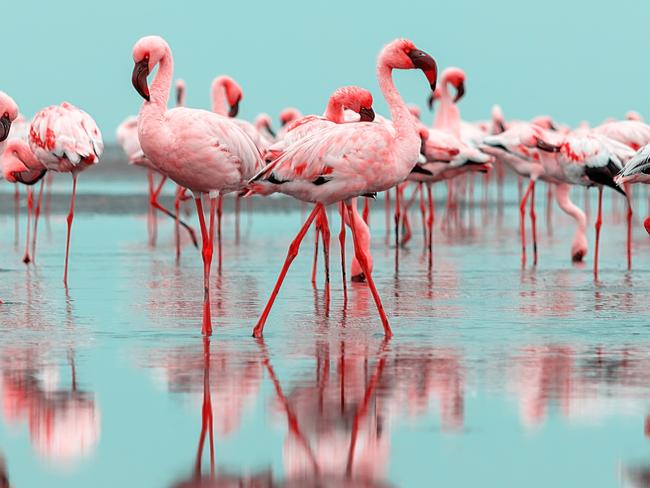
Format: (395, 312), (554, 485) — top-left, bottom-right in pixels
(359, 106), (375, 122)
(536, 138), (561, 153)
(175, 86), (184, 107)
(407, 49), (438, 91)
(453, 80), (465, 103)
(265, 123), (276, 138)
(0, 114), (11, 142)
(15, 169), (47, 186)
(132, 59), (150, 102)
(228, 96), (241, 118)
(427, 92), (435, 111)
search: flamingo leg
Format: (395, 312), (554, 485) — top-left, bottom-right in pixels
(22, 187), (33, 265)
(426, 183), (434, 270)
(320, 206), (331, 307)
(344, 200), (392, 338)
(418, 183), (427, 251)
(530, 180), (538, 266)
(546, 183), (553, 236)
(394, 186), (401, 273)
(149, 183), (199, 249)
(594, 187), (603, 281)
(63, 174), (78, 286)
(252, 204), (322, 338)
(217, 195), (223, 272)
(362, 197), (370, 225)
(625, 182), (633, 270)
(195, 337), (214, 476)
(401, 206), (412, 247)
(338, 202), (348, 300)
(235, 195), (241, 245)
(195, 195), (216, 336)
(147, 171), (154, 245)
(31, 178), (45, 264)
(14, 185), (20, 249)
(174, 186), (183, 262)
(519, 179), (534, 267)
(311, 215), (321, 287)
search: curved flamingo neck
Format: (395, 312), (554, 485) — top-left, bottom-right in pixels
(145, 48), (173, 114)
(377, 64), (413, 140)
(211, 82), (228, 116)
(434, 78), (461, 137)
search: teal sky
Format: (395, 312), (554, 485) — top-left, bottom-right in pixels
(3, 0), (648, 142)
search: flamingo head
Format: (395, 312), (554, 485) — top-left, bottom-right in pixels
(211, 75), (243, 118)
(531, 115), (557, 131)
(279, 108), (302, 127)
(0, 91), (18, 142)
(442, 67), (466, 103)
(132, 35), (171, 102)
(380, 39), (438, 91)
(254, 113), (275, 138)
(175, 79), (186, 107)
(331, 86), (375, 122)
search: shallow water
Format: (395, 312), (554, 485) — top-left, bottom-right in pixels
(1, 164), (650, 487)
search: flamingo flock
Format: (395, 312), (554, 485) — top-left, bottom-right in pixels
(2, 35), (650, 337)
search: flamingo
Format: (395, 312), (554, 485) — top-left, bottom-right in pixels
(17, 103), (103, 286)
(594, 120), (650, 268)
(247, 38), (438, 338)
(210, 75), (274, 245)
(116, 80), (198, 253)
(262, 86), (375, 290)
(2, 140), (48, 264)
(254, 113), (276, 141)
(277, 107), (303, 139)
(616, 144), (650, 235)
(130, 35), (265, 336)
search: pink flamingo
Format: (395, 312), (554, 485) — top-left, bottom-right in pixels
(594, 120), (650, 268)
(254, 113), (276, 141)
(247, 38), (438, 338)
(21, 103), (103, 286)
(262, 86), (375, 290)
(617, 144), (650, 235)
(513, 126), (630, 277)
(2, 140), (48, 264)
(277, 107), (303, 139)
(131, 35), (265, 336)
(210, 75), (273, 245)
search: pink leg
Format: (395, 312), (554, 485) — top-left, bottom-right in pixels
(149, 183), (199, 249)
(363, 198), (370, 225)
(594, 187), (603, 281)
(252, 204), (322, 338)
(400, 206), (412, 247)
(320, 207), (331, 288)
(217, 195), (223, 272)
(147, 171), (154, 245)
(345, 201), (392, 338)
(394, 186), (401, 273)
(22, 187), (33, 265)
(530, 181), (538, 266)
(174, 186), (182, 262)
(14, 185), (20, 249)
(31, 178), (45, 263)
(427, 183), (434, 270)
(418, 183), (427, 250)
(625, 183), (633, 270)
(311, 214), (321, 286)
(338, 202), (348, 301)
(63, 174), (78, 286)
(546, 183), (553, 236)
(195, 337), (214, 476)
(519, 180), (534, 267)
(195, 196), (216, 336)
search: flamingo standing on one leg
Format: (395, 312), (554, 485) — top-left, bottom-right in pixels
(26, 103), (104, 286)
(130, 35), (265, 336)
(247, 38), (438, 339)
